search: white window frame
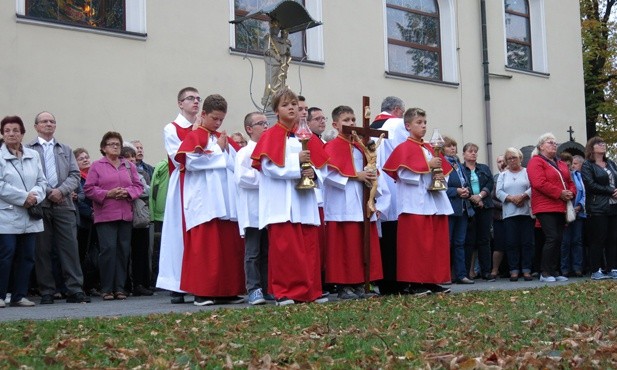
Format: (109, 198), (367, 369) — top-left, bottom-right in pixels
(382, 0), (458, 84)
(16, 0), (147, 37)
(502, 0), (548, 73)
(228, 0), (324, 63)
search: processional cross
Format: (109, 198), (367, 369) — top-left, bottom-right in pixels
(341, 96), (388, 292)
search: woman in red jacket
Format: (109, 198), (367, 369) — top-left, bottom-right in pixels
(527, 133), (576, 282)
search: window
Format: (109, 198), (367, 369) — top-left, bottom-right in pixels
(16, 0), (146, 35)
(505, 0), (532, 70)
(233, 0), (306, 59)
(386, 0), (441, 80)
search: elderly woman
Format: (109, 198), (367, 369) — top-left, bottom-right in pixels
(527, 133), (576, 282)
(496, 147), (533, 281)
(444, 136), (474, 284)
(581, 136), (617, 280)
(0, 116), (46, 307)
(462, 142), (494, 280)
(84, 132), (143, 300)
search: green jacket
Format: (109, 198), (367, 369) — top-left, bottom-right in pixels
(148, 160), (169, 222)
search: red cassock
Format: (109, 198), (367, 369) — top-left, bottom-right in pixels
(383, 137), (452, 284)
(251, 122), (329, 302)
(323, 136), (383, 284)
(175, 128), (245, 297)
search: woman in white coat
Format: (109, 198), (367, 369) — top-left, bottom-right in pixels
(0, 115), (46, 307)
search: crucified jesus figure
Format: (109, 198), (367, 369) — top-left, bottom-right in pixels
(351, 131), (385, 218)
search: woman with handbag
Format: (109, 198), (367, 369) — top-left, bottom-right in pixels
(527, 133), (576, 283)
(84, 132), (143, 301)
(0, 116), (46, 307)
(581, 136), (617, 280)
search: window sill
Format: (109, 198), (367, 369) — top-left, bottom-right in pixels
(16, 15), (147, 41)
(229, 48), (325, 67)
(504, 66), (550, 78)
(385, 71), (459, 88)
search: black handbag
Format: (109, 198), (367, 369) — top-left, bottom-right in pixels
(9, 160), (44, 220)
(27, 203), (44, 220)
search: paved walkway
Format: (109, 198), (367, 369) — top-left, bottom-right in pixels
(0, 277), (586, 323)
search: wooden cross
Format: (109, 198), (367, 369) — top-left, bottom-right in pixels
(341, 96), (388, 292)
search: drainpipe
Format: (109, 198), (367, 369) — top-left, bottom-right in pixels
(480, 0), (493, 167)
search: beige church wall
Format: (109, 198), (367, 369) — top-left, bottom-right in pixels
(485, 0), (587, 164)
(0, 0), (585, 169)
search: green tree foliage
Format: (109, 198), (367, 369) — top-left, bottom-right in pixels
(581, 0), (617, 141)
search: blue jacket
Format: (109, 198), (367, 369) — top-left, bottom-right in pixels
(446, 156), (474, 217)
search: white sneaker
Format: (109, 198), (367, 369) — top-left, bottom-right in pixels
(0, 299), (5, 308)
(610, 270), (617, 279)
(555, 275), (569, 282)
(10, 298), (35, 307)
(591, 270), (611, 280)
(4, 293), (10, 304)
(539, 275), (556, 282)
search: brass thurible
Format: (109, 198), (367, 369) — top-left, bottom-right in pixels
(295, 118), (316, 190)
(428, 128), (447, 191)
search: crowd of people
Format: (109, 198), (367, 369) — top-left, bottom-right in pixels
(1, 90), (615, 309)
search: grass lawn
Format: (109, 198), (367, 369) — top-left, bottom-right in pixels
(1, 280), (617, 368)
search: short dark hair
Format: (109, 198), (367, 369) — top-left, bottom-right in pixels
(73, 147), (89, 159)
(331, 105), (354, 122)
(403, 108), (426, 123)
(585, 136), (607, 161)
(462, 142), (479, 153)
(307, 107), (322, 121)
(443, 136), (457, 148)
(99, 131), (123, 155)
(121, 145), (136, 158)
(202, 94), (227, 114)
(177, 87), (198, 102)
(271, 88), (298, 112)
(298, 95), (306, 102)
(560, 151), (573, 163)
(1, 115), (26, 135)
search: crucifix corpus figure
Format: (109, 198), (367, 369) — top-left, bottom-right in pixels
(261, 20), (292, 108)
(350, 131), (385, 218)
(341, 96), (388, 291)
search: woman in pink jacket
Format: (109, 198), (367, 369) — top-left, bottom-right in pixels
(84, 132), (143, 300)
(527, 133), (576, 283)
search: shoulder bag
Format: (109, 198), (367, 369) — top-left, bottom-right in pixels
(123, 161), (150, 228)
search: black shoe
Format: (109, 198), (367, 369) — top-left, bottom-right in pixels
(40, 294), (54, 305)
(132, 285), (154, 296)
(170, 292), (186, 304)
(66, 292), (91, 303)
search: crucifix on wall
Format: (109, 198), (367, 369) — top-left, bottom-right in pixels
(230, 1), (322, 111)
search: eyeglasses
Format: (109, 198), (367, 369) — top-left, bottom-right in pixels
(506, 157), (519, 161)
(76, 155), (89, 161)
(594, 141), (607, 146)
(251, 121), (269, 127)
(180, 95), (202, 103)
(311, 116), (327, 122)
(545, 141), (559, 146)
(105, 142), (121, 147)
